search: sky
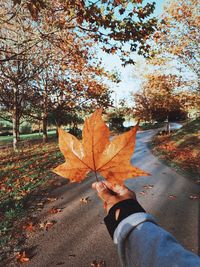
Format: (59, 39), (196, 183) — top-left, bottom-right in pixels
(98, 0), (165, 106)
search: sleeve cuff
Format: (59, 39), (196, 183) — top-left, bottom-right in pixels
(113, 212), (157, 244)
(104, 199), (145, 239)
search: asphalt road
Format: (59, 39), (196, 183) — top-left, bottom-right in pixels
(13, 129), (199, 267)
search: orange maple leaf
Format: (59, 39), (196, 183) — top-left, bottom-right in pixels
(23, 222), (35, 232)
(53, 109), (149, 185)
(16, 251), (30, 263)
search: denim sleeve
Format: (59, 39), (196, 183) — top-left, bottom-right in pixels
(114, 213), (200, 267)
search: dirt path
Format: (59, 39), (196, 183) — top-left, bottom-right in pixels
(9, 130), (199, 267)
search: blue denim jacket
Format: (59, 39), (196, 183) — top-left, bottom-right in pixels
(114, 213), (200, 267)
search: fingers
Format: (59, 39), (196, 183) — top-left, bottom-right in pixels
(92, 182), (113, 202)
(100, 181), (115, 191)
(92, 181), (136, 213)
(103, 181), (131, 196)
(92, 181), (135, 200)
(92, 181), (129, 194)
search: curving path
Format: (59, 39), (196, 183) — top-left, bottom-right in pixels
(11, 129), (199, 267)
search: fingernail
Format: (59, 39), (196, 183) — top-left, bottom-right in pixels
(96, 182), (106, 192)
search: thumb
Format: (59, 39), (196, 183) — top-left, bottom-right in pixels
(94, 182), (113, 202)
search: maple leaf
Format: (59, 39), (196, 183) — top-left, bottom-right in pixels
(48, 207), (62, 214)
(16, 251), (30, 263)
(53, 109), (149, 185)
(39, 220), (56, 230)
(80, 196), (91, 204)
(91, 259), (106, 267)
(23, 222), (35, 232)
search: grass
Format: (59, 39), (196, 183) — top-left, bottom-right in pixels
(152, 118), (200, 181)
(0, 140), (63, 259)
(0, 130), (56, 145)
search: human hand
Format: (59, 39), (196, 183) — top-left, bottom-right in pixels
(92, 181), (136, 213)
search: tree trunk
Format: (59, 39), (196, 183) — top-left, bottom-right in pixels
(42, 116), (48, 143)
(16, 118), (20, 141)
(43, 72), (48, 143)
(38, 120), (41, 135)
(12, 87), (20, 151)
(12, 111), (19, 151)
(56, 125), (59, 138)
(166, 115), (170, 134)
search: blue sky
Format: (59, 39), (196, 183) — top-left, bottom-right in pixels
(98, 0), (165, 105)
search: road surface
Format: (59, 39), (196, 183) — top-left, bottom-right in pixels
(13, 129), (199, 267)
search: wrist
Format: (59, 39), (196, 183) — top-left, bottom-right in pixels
(104, 199), (146, 239)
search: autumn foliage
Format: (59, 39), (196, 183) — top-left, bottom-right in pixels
(53, 109), (148, 185)
(153, 118), (200, 178)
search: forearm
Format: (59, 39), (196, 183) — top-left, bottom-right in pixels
(114, 214), (200, 267)
(104, 200), (200, 267)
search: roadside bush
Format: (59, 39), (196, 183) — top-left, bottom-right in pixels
(0, 131), (12, 136)
(68, 127), (82, 138)
(32, 129), (41, 134)
(168, 109), (187, 122)
(0, 121), (12, 132)
(20, 123), (32, 134)
(108, 112), (125, 132)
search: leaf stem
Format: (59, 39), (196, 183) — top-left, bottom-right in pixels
(94, 171), (99, 182)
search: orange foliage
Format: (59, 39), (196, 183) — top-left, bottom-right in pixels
(154, 136), (200, 174)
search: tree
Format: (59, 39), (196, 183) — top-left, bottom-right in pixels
(133, 73), (195, 127)
(0, 45), (47, 150)
(0, 1), (112, 146)
(153, 0), (199, 93)
(131, 0), (200, 127)
(0, 4), (54, 149)
(1, 0), (158, 64)
(25, 43), (113, 142)
(0, 0), (158, 150)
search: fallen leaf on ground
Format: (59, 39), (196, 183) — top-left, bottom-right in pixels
(168, 195), (176, 199)
(51, 181), (62, 186)
(14, 233), (21, 238)
(143, 184), (154, 189)
(39, 220), (56, 230)
(143, 185), (148, 189)
(16, 251), (30, 263)
(68, 254), (76, 258)
(53, 109), (149, 185)
(37, 202), (44, 206)
(91, 260), (106, 267)
(189, 195), (199, 200)
(47, 197), (57, 202)
(80, 197), (91, 204)
(139, 191), (146, 195)
(48, 208), (62, 214)
(23, 222), (35, 232)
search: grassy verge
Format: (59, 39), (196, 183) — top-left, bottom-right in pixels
(0, 140), (63, 262)
(0, 130), (56, 145)
(151, 118), (200, 181)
